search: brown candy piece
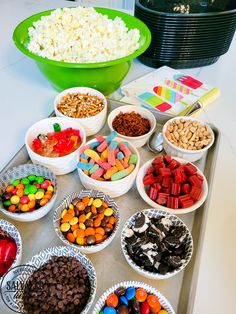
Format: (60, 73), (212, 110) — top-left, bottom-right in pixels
(115, 287), (126, 296)
(86, 235), (96, 245)
(117, 304), (129, 314)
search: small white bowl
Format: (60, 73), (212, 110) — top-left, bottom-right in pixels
(93, 280), (176, 313)
(162, 116), (215, 162)
(136, 156), (208, 215)
(121, 209), (193, 280)
(78, 137), (140, 198)
(54, 87), (107, 136)
(0, 219), (22, 286)
(0, 164), (57, 222)
(53, 190), (120, 254)
(25, 117), (86, 175)
(107, 105), (156, 148)
(14, 246), (96, 314)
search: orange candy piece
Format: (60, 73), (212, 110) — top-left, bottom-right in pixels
(85, 227), (95, 237)
(94, 218), (101, 228)
(71, 224), (79, 231)
(147, 294), (160, 308)
(91, 205), (97, 214)
(8, 205), (16, 212)
(95, 233), (103, 243)
(28, 200), (36, 209)
(67, 233), (75, 243)
(82, 196), (89, 205)
(62, 213), (73, 223)
(6, 185), (14, 193)
(109, 216), (116, 225)
(76, 202), (85, 211)
(40, 198), (48, 206)
(135, 288), (147, 302)
(16, 189), (24, 197)
(95, 227), (105, 235)
(78, 214), (86, 223)
(106, 293), (118, 307)
(73, 229), (85, 238)
(102, 201), (108, 208)
(97, 213), (104, 220)
(150, 303), (162, 313)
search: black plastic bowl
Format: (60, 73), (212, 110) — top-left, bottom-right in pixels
(135, 0), (236, 68)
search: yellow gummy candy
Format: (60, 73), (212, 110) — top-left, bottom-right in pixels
(92, 198), (103, 208)
(104, 207), (113, 216)
(126, 164), (135, 174)
(115, 159), (124, 171)
(101, 148), (108, 159)
(84, 149), (100, 162)
(60, 223), (70, 232)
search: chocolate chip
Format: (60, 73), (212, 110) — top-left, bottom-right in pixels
(22, 256), (91, 314)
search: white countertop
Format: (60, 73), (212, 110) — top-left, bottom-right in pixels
(0, 0), (236, 313)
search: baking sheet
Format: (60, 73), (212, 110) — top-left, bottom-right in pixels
(0, 99), (220, 314)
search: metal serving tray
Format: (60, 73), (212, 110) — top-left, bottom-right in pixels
(0, 99), (220, 314)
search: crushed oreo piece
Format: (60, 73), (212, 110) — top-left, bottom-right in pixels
(124, 213), (189, 275)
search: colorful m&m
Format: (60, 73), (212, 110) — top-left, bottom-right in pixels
(100, 286), (168, 314)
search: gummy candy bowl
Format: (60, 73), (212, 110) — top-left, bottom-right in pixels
(77, 136), (140, 198)
(54, 86), (108, 137)
(53, 190), (120, 254)
(92, 281), (175, 314)
(136, 155), (208, 215)
(0, 219), (22, 287)
(121, 209), (193, 280)
(0, 164), (58, 222)
(25, 117), (86, 175)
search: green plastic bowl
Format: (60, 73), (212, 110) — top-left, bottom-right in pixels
(12, 7), (151, 95)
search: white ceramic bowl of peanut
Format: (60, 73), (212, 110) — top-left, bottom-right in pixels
(54, 87), (107, 136)
(162, 116), (215, 162)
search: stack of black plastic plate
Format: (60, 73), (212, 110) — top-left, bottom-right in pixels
(135, 0), (236, 68)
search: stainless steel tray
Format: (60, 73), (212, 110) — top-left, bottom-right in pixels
(0, 99), (220, 314)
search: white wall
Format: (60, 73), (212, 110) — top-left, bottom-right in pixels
(74, 0), (134, 9)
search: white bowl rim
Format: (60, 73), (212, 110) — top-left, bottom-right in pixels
(136, 156), (208, 215)
(53, 189), (120, 250)
(54, 86), (107, 121)
(162, 116), (215, 154)
(121, 208), (193, 279)
(107, 104), (157, 140)
(93, 280), (176, 313)
(0, 163), (58, 218)
(78, 136), (140, 185)
(25, 116), (86, 162)
(0, 219), (22, 269)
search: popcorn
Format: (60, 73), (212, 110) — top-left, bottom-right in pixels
(28, 7), (140, 63)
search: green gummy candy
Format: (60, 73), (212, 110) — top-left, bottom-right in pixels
(3, 200), (11, 207)
(29, 185), (37, 194)
(21, 178), (29, 185)
(53, 123), (61, 132)
(89, 164), (99, 175)
(111, 169), (127, 181)
(24, 188), (30, 195)
(129, 154), (138, 164)
(12, 179), (20, 186)
(28, 175), (36, 181)
(36, 176), (44, 184)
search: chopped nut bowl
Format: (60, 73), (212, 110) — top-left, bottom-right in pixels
(54, 87), (107, 136)
(162, 116), (215, 162)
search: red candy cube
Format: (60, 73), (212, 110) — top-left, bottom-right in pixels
(167, 196), (179, 209)
(189, 186), (203, 201)
(184, 163), (197, 175)
(149, 187), (159, 201)
(171, 183), (181, 196)
(164, 155), (172, 164)
(181, 183), (191, 194)
(159, 168), (171, 177)
(188, 175), (203, 188)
